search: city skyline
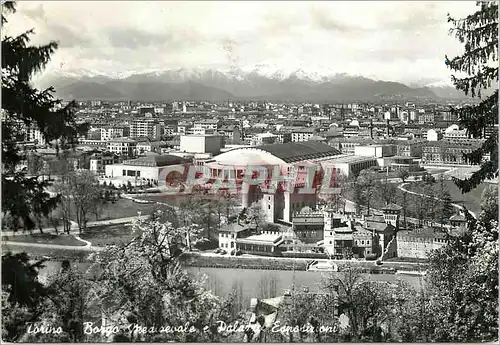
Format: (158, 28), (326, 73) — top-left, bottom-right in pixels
(6, 1), (478, 86)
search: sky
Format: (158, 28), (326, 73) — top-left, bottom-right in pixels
(4, 1), (479, 85)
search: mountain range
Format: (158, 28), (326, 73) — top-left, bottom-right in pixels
(34, 67), (476, 102)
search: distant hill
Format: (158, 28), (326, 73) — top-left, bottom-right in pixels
(36, 67), (451, 102)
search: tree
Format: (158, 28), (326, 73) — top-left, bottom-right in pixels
(33, 264), (98, 343)
(422, 182), (438, 225)
(87, 214), (236, 342)
(422, 172), (436, 185)
(398, 189), (409, 230)
(424, 218), (498, 342)
(1, 252), (47, 342)
(26, 152), (44, 177)
(379, 178), (397, 206)
(436, 175), (454, 227)
(479, 184), (498, 224)
(321, 267), (396, 341)
(446, 1), (498, 193)
(398, 169), (410, 183)
(321, 172), (349, 212)
(71, 171), (101, 232)
(54, 170), (101, 233)
(410, 185), (426, 227)
(356, 170), (379, 215)
(1, 2), (88, 232)
(247, 201), (266, 231)
(352, 178), (365, 215)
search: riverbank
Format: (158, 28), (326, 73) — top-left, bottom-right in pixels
(180, 252), (427, 273)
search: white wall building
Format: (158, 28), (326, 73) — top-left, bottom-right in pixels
(90, 153), (120, 175)
(104, 154), (190, 186)
(129, 119), (162, 139)
(354, 145), (395, 158)
(106, 138), (137, 156)
(179, 134), (224, 155)
(193, 119), (219, 133)
(100, 127), (124, 141)
(426, 129), (442, 142)
(291, 128), (316, 142)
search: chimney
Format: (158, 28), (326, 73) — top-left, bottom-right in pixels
(386, 118), (390, 137)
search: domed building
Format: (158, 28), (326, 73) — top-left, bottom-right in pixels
(203, 141), (341, 223)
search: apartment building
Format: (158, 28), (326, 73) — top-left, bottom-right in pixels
(106, 137), (138, 157)
(193, 119), (219, 134)
(217, 125), (242, 143)
(421, 139), (485, 165)
(177, 122), (193, 135)
(395, 139), (425, 158)
(291, 127), (317, 142)
(100, 127), (125, 141)
(89, 153), (121, 175)
(129, 119), (162, 140)
(251, 132), (278, 146)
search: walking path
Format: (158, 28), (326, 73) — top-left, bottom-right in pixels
(1, 241), (104, 251)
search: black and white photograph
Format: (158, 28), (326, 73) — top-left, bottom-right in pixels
(1, 0), (498, 343)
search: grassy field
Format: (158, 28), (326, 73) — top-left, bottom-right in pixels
(79, 224), (141, 247)
(443, 181), (487, 215)
(85, 199), (161, 221)
(404, 181), (488, 215)
(1, 233), (85, 246)
(1, 244), (92, 261)
(134, 193), (230, 206)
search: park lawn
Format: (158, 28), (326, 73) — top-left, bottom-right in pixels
(79, 224), (141, 247)
(404, 181), (487, 215)
(134, 193), (226, 206)
(1, 244), (92, 262)
(442, 180), (487, 215)
(83, 198), (161, 222)
(1, 233), (86, 246)
(134, 194), (188, 206)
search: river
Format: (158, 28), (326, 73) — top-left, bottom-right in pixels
(38, 261), (425, 303)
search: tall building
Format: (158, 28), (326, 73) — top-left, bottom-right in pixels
(129, 119), (162, 140)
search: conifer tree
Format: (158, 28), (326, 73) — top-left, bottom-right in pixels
(1, 1), (88, 231)
(446, 1), (498, 193)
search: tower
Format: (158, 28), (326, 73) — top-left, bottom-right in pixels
(382, 203), (402, 229)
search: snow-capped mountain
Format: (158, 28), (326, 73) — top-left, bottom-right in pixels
(34, 65), (447, 101)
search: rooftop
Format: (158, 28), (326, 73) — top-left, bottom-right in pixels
(195, 119), (219, 124)
(256, 141), (341, 163)
(108, 137), (137, 143)
(219, 222), (255, 233)
(382, 203), (403, 211)
(122, 154), (189, 167)
(319, 154), (377, 165)
(237, 233), (282, 244)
